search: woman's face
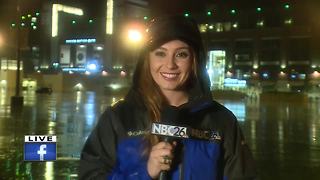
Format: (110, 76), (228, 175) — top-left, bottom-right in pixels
(149, 40), (193, 92)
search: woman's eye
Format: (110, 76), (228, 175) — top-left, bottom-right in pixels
(154, 51), (166, 57)
(176, 51), (190, 58)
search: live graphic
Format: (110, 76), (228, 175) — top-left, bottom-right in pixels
(24, 135), (56, 161)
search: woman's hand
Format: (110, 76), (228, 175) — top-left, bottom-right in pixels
(147, 141), (176, 179)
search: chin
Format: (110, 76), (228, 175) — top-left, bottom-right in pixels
(161, 84), (182, 91)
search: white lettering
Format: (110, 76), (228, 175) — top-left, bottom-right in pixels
(37, 144), (47, 161)
(25, 135), (56, 142)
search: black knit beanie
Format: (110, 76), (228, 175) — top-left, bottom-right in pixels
(146, 15), (203, 55)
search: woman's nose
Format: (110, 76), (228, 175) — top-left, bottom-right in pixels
(165, 56), (178, 69)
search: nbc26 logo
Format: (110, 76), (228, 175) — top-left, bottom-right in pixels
(24, 135), (57, 161)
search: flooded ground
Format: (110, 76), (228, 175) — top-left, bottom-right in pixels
(0, 90), (319, 179)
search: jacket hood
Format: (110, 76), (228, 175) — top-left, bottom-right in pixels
(126, 15), (212, 107)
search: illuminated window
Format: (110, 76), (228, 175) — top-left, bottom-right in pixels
(1, 60), (23, 70)
(52, 4), (84, 37)
(207, 50), (226, 89)
(106, 0), (113, 34)
(216, 23), (223, 32)
(199, 24), (207, 33)
(256, 20), (264, 27)
(31, 17), (37, 22)
(232, 23), (238, 28)
(284, 18), (293, 25)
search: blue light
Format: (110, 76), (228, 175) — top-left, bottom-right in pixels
(207, 69), (213, 75)
(62, 67), (86, 72)
(52, 63), (59, 68)
(224, 78), (247, 88)
(65, 38), (96, 44)
(86, 60), (100, 73)
(299, 74), (306, 80)
(87, 63), (97, 71)
(262, 73), (269, 78)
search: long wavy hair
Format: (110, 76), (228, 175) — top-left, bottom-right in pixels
(137, 46), (198, 147)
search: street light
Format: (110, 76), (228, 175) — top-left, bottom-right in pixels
(128, 29), (142, 43)
(121, 23), (145, 47)
(120, 24), (145, 75)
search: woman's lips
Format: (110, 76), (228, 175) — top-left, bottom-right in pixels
(160, 72), (179, 80)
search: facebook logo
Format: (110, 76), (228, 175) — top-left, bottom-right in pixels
(38, 144), (47, 161)
(24, 135), (56, 161)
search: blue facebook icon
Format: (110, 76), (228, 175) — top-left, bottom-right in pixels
(24, 135), (57, 161)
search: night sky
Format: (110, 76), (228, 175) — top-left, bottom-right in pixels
(1, 0), (319, 35)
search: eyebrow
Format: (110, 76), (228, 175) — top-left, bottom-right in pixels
(155, 46), (190, 51)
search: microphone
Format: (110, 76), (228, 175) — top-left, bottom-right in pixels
(151, 123), (189, 140)
(150, 102), (218, 180)
(151, 106), (188, 180)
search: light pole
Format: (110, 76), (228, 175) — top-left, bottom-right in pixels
(11, 0), (24, 114)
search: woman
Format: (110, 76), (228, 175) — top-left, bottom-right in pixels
(79, 16), (256, 180)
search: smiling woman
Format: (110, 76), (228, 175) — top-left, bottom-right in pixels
(149, 40), (193, 106)
(79, 15), (256, 180)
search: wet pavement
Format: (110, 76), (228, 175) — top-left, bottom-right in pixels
(0, 89), (319, 179)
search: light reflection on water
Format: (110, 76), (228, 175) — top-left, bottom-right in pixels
(222, 100), (246, 121)
(218, 98), (320, 179)
(0, 90), (319, 179)
(45, 162), (54, 180)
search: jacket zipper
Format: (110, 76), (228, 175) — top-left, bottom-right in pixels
(179, 163), (183, 180)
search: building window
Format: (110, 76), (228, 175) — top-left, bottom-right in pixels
(199, 22), (237, 33)
(256, 20), (264, 27)
(284, 18), (293, 25)
(260, 39), (281, 64)
(234, 40), (253, 66)
(288, 38), (310, 62)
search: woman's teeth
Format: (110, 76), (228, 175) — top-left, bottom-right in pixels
(161, 73), (179, 79)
